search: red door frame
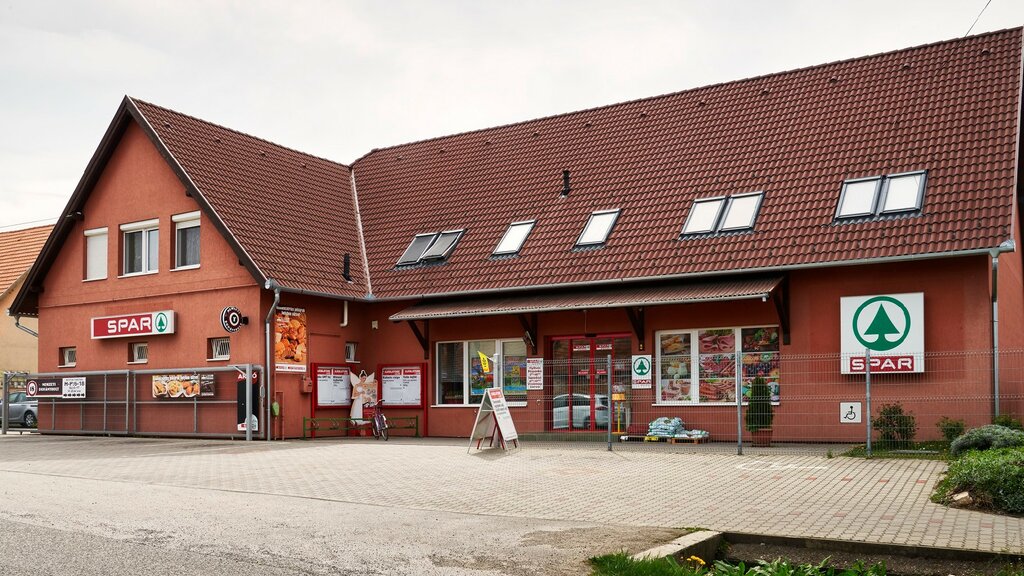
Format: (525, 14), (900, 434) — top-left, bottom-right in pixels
(549, 333), (631, 432)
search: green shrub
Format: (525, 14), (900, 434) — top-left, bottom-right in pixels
(936, 417), (965, 443)
(950, 424), (1024, 457)
(934, 447), (1024, 514)
(744, 377), (773, 432)
(872, 403), (917, 449)
(993, 414), (1024, 432)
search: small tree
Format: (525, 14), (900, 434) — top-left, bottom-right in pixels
(745, 377), (774, 432)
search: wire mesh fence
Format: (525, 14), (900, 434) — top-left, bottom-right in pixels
(477, 350), (1024, 456)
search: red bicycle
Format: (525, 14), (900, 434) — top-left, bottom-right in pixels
(364, 399), (388, 441)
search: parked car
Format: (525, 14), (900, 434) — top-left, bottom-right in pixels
(1, 391), (38, 428)
(552, 393), (609, 430)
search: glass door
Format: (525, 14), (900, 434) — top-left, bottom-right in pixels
(549, 334), (631, 432)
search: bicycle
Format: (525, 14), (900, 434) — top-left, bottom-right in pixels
(364, 399), (388, 441)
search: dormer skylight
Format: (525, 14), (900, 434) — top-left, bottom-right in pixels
(493, 220), (535, 256)
(681, 192), (763, 235)
(397, 229), (465, 266)
(575, 209), (620, 247)
(836, 171), (926, 219)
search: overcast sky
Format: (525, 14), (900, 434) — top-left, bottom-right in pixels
(1, 0), (1021, 229)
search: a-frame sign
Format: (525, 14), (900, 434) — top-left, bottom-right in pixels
(468, 387), (520, 452)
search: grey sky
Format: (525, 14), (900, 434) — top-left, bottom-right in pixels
(1, 0), (1021, 229)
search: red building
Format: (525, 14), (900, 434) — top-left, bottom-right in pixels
(10, 29), (1024, 440)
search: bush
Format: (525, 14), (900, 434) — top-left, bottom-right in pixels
(744, 377), (773, 432)
(934, 447), (1024, 514)
(993, 414), (1024, 432)
(936, 417), (965, 443)
(950, 424), (1024, 457)
(872, 402), (917, 449)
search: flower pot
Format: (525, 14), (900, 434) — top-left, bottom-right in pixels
(751, 428), (772, 447)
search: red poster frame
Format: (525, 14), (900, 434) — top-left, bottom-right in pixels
(376, 363), (427, 409)
(311, 363), (353, 409)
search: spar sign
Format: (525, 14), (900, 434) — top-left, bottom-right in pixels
(91, 311), (175, 339)
(840, 293), (923, 374)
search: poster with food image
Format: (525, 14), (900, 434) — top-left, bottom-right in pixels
(660, 379), (691, 402)
(699, 378), (737, 403)
(742, 379), (781, 403)
(741, 327), (779, 352)
(152, 374), (213, 398)
(699, 329), (736, 353)
(659, 333), (690, 356)
(274, 307), (307, 372)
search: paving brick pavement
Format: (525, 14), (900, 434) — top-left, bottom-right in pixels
(1, 435), (1021, 554)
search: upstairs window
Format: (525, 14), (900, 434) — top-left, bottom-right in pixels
(397, 230), (465, 266)
(121, 219), (159, 275)
(682, 192), (763, 235)
(493, 220), (535, 256)
(836, 171), (926, 219)
(173, 211), (200, 269)
(208, 337), (230, 361)
(59, 347), (77, 368)
(84, 227), (108, 281)
(129, 342), (149, 364)
(576, 209), (620, 247)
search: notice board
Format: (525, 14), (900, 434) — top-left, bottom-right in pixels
(313, 364), (352, 408)
(379, 364), (424, 407)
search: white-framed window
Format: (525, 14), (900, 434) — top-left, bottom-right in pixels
(656, 325), (780, 405)
(493, 220), (536, 256)
(436, 339), (528, 406)
(59, 347), (77, 368)
(836, 171), (926, 219)
(208, 337), (230, 361)
(120, 219), (159, 275)
(84, 227), (108, 281)
(576, 209), (620, 247)
(173, 211), (200, 269)
(345, 342), (358, 363)
(681, 192), (763, 235)
(129, 342), (149, 364)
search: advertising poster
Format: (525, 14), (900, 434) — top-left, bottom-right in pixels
(380, 366), (422, 406)
(274, 307), (307, 372)
(315, 365), (351, 407)
(525, 358), (544, 390)
(62, 377), (86, 399)
(152, 374), (215, 398)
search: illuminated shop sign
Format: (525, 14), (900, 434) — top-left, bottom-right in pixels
(91, 311), (176, 339)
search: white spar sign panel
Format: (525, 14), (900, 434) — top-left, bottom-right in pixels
(92, 311), (175, 339)
(840, 293), (924, 374)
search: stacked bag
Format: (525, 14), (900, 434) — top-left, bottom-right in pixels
(647, 417), (685, 437)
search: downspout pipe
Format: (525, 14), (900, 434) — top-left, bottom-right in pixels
(265, 280), (281, 441)
(991, 240), (1016, 418)
(13, 315), (38, 338)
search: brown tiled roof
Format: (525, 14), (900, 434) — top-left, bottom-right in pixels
(390, 276), (782, 320)
(131, 99), (366, 298)
(0, 225), (53, 297)
(354, 28), (1022, 300)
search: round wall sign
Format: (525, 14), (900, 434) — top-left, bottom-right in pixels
(221, 306), (244, 333)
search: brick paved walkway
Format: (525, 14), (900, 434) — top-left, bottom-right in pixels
(1, 435), (1020, 554)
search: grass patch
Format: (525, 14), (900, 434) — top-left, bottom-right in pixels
(841, 441), (948, 460)
(589, 553), (889, 576)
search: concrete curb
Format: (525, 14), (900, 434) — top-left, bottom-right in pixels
(631, 530), (721, 564)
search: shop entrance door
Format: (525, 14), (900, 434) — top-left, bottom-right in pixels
(549, 334), (631, 432)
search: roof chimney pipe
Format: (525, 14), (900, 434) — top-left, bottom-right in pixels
(343, 253), (351, 282)
(561, 170), (571, 197)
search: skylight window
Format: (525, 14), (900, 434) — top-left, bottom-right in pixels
(420, 230), (464, 260)
(576, 209), (620, 247)
(493, 220), (535, 256)
(835, 171), (926, 220)
(681, 193), (763, 236)
(397, 233), (438, 265)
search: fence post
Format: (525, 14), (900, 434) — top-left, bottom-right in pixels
(865, 348), (872, 458)
(607, 355), (613, 452)
(245, 363), (253, 442)
(735, 350), (743, 456)
(2, 372), (9, 435)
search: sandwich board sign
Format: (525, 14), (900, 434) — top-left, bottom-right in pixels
(468, 388), (519, 452)
(840, 292), (924, 374)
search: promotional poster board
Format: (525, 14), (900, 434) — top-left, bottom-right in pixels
(379, 364), (424, 407)
(840, 293), (924, 374)
(468, 388), (519, 452)
(152, 374), (215, 398)
(314, 364), (352, 407)
(526, 358), (544, 390)
(274, 307), (307, 372)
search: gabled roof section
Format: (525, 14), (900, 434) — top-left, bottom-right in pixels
(11, 98), (365, 315)
(353, 28), (1023, 300)
(0, 225), (53, 299)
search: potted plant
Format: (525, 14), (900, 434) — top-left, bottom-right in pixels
(745, 376), (774, 447)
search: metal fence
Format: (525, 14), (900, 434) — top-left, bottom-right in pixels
(479, 350), (1024, 455)
(24, 365), (266, 440)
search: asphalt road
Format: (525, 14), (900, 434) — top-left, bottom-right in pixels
(0, 461), (678, 575)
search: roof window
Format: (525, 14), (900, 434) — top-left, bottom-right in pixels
(397, 230), (465, 266)
(576, 209), (620, 247)
(681, 192), (763, 235)
(836, 171), (926, 219)
(493, 220), (535, 256)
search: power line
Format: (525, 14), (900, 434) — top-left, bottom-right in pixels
(965, 0), (994, 37)
(0, 218), (58, 231)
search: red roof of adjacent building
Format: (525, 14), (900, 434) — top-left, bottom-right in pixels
(0, 225), (53, 299)
(10, 28), (1023, 314)
(354, 28), (1022, 299)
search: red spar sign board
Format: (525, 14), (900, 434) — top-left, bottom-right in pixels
(91, 311), (176, 339)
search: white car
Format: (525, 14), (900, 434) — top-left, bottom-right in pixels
(552, 393), (609, 430)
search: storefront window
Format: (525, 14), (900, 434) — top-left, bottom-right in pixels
(437, 342), (465, 405)
(656, 325), (779, 405)
(501, 340), (527, 402)
(467, 340), (495, 405)
(436, 339), (527, 406)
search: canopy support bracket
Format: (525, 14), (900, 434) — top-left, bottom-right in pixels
(406, 320), (430, 359)
(518, 313), (538, 355)
(771, 277), (791, 346)
(625, 307), (646, 351)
